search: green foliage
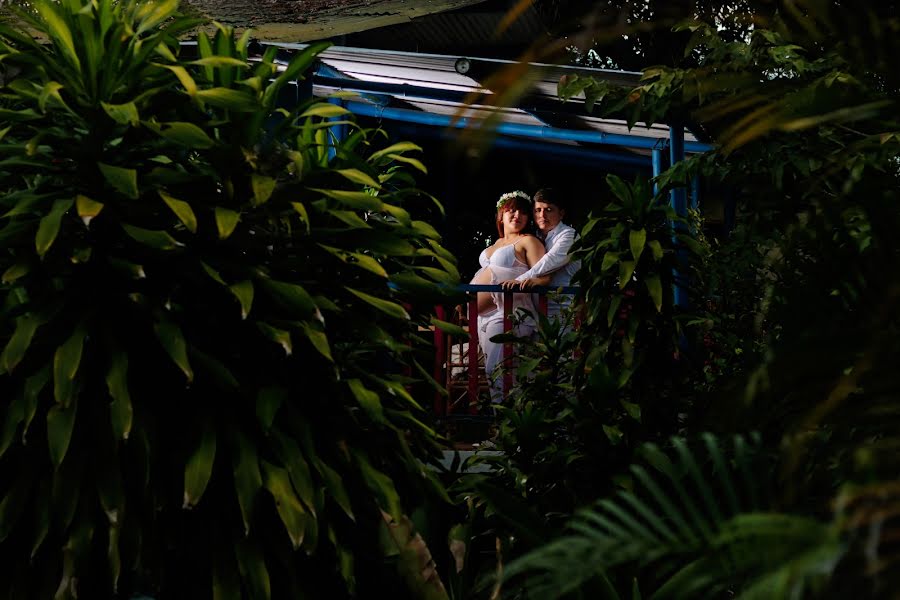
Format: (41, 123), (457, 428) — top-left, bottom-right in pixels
(502, 434), (844, 600)
(0, 1), (457, 598)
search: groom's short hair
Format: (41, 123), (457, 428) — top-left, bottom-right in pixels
(533, 188), (564, 211)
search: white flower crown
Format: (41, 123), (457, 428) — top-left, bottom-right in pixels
(496, 190), (530, 209)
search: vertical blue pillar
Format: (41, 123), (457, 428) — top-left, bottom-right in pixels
(652, 144), (665, 195)
(669, 125), (689, 310)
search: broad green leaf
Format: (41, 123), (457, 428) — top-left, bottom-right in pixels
(233, 432), (262, 535)
(318, 244), (387, 278)
(215, 207), (240, 240)
(619, 261), (636, 289)
(183, 426), (216, 508)
(155, 122), (215, 149)
(123, 224), (184, 250)
(411, 220), (441, 240)
(154, 320), (193, 382)
(300, 323), (332, 362)
(257, 323), (292, 356)
(291, 202), (310, 234)
(0, 475), (31, 543)
(159, 190), (198, 233)
(300, 103), (351, 118)
(35, 198), (74, 258)
(195, 87), (258, 112)
(234, 538), (271, 600)
(256, 387), (285, 431)
(345, 287), (410, 320)
(21, 367), (50, 445)
(99, 163), (139, 199)
(200, 261), (226, 285)
(603, 424), (623, 445)
(161, 64), (198, 95)
(629, 228), (647, 261)
(251, 174), (276, 206)
(645, 274), (663, 312)
(270, 430), (317, 515)
(335, 168), (381, 189)
(0, 395), (23, 460)
(102, 101), (139, 126)
(106, 353), (132, 440)
(356, 453), (401, 521)
(76, 194), (103, 227)
(620, 399), (642, 421)
(262, 40), (331, 108)
(53, 325), (87, 407)
(262, 461), (308, 549)
(368, 141), (422, 163)
(261, 280), (318, 319)
(47, 400), (77, 467)
(347, 379), (384, 423)
(328, 209), (371, 229)
(229, 280), (254, 319)
(320, 461), (354, 521)
(606, 174), (632, 204)
(2, 262), (30, 284)
(36, 2), (80, 74)
(648, 239), (664, 261)
(601, 251), (619, 272)
(310, 187), (383, 211)
(1, 314), (43, 373)
(387, 153), (427, 174)
(382, 203), (411, 225)
(189, 56), (249, 68)
(607, 295), (623, 327)
(430, 317), (467, 338)
(134, 0), (180, 34)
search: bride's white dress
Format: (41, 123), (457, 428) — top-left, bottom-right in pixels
(471, 240), (538, 402)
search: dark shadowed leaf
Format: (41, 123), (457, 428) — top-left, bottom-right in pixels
(183, 425), (216, 509)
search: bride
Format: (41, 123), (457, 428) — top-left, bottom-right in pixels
(470, 190), (550, 402)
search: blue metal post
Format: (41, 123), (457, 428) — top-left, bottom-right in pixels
(652, 145), (665, 195)
(669, 125), (689, 311)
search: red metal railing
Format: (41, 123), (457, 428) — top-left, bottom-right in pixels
(432, 284), (579, 418)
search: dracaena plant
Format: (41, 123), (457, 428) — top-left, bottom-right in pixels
(0, 1), (456, 598)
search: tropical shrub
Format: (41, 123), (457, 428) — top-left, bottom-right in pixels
(0, 1), (457, 598)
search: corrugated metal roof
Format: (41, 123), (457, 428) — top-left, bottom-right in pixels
(181, 0), (490, 42)
(304, 45), (697, 146)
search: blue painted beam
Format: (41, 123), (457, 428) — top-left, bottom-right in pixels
(389, 121), (652, 170)
(346, 101), (711, 153)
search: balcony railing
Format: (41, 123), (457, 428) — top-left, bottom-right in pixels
(432, 284), (580, 418)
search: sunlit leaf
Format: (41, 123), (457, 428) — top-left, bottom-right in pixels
(229, 280), (254, 319)
(159, 190), (198, 233)
(345, 287), (410, 320)
(46, 400), (77, 467)
(76, 194), (103, 227)
(262, 461), (308, 549)
(183, 426), (216, 508)
(215, 207), (240, 240)
(251, 174), (276, 206)
(35, 198), (74, 258)
(98, 163), (139, 199)
(154, 320), (193, 382)
(123, 224), (184, 250)
(106, 353), (132, 441)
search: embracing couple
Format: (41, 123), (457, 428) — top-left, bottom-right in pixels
(469, 188), (580, 402)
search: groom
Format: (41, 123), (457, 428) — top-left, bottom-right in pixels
(501, 188), (579, 318)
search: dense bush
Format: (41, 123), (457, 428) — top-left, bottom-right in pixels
(0, 1), (457, 598)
